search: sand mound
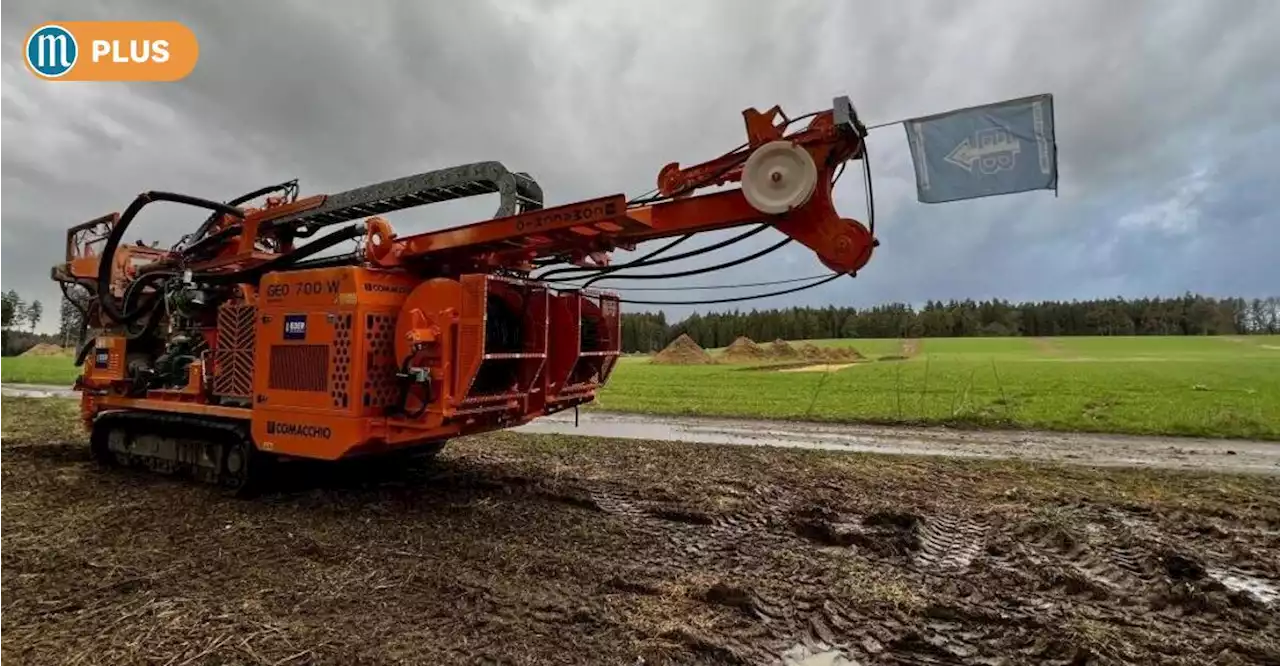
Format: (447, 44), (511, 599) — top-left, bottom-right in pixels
(822, 346), (865, 362)
(721, 337), (766, 363)
(798, 343), (825, 361)
(768, 339), (799, 359)
(21, 343), (69, 357)
(652, 334), (714, 365)
(791, 343), (865, 362)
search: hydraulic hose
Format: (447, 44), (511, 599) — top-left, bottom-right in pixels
(534, 234), (694, 282)
(97, 191), (245, 326)
(119, 271), (176, 340)
(194, 222), (366, 285)
(178, 223), (244, 260)
(582, 236), (792, 288)
(74, 336), (96, 368)
(185, 179), (297, 249)
(287, 250), (364, 271)
(537, 225), (769, 284)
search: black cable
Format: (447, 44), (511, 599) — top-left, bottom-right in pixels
(553, 110), (833, 282)
(545, 273), (831, 291)
(74, 336), (96, 367)
(287, 250), (364, 271)
(180, 223), (244, 259)
(613, 272), (846, 306)
(193, 223), (365, 285)
(582, 236), (792, 288)
(182, 179), (298, 250)
(540, 224), (770, 284)
(863, 145), (875, 237)
(97, 191), (245, 325)
(58, 281), (91, 319)
(535, 232), (698, 282)
(119, 271), (175, 340)
(538, 234), (693, 278)
(545, 110), (825, 286)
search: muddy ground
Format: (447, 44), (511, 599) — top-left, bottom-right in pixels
(7, 384), (1277, 474)
(3, 398), (1279, 665)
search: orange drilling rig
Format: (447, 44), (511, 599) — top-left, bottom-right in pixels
(52, 97), (875, 494)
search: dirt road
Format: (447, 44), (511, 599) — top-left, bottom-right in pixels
(1, 383), (79, 399)
(520, 411), (1280, 475)
(9, 382), (1275, 475)
(3, 398), (1279, 665)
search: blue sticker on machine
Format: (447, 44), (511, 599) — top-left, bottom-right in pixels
(283, 314), (307, 340)
(94, 348), (110, 369)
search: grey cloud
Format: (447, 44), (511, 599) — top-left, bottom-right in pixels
(3, 0), (1278, 333)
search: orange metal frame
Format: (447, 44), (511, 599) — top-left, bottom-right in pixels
(64, 98), (874, 462)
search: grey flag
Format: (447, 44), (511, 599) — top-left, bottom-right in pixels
(904, 94), (1057, 204)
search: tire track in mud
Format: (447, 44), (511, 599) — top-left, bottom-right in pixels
(710, 502), (1272, 663)
(1022, 530), (1157, 599)
(912, 514), (990, 573)
(394, 459), (1279, 665)
(584, 486), (1041, 665)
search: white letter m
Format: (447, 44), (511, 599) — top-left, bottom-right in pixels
(37, 33), (71, 68)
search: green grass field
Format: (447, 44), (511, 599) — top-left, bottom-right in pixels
(4, 335), (1279, 439)
(597, 335), (1280, 440)
(0, 354), (80, 385)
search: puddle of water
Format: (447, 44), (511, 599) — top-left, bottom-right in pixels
(781, 643), (861, 666)
(1208, 568), (1279, 605)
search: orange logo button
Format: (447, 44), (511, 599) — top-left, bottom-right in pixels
(24, 21), (198, 81)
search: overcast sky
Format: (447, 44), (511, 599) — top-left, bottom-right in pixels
(4, 0), (1279, 333)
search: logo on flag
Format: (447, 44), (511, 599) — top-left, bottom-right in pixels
(904, 94), (1057, 204)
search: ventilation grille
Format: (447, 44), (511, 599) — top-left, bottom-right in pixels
(363, 313), (399, 413)
(213, 304), (256, 398)
(458, 278), (485, 392)
(268, 345), (329, 392)
(332, 314), (352, 409)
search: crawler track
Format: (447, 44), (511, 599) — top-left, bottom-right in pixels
(90, 409), (265, 494)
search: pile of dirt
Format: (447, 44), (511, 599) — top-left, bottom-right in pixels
(822, 346), (864, 362)
(791, 343), (865, 363)
(721, 337), (767, 363)
(651, 334), (714, 365)
(768, 339), (799, 359)
(798, 342), (826, 361)
(19, 344), (68, 357)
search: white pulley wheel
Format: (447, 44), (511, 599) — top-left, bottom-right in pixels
(741, 141), (819, 214)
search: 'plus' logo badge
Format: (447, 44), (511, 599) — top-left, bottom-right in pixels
(23, 22), (199, 82)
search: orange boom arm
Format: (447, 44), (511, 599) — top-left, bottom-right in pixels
(365, 96), (874, 276)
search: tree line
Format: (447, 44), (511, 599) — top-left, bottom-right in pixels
(3, 288), (1277, 357)
(620, 294), (1280, 353)
(2, 289), (51, 357)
